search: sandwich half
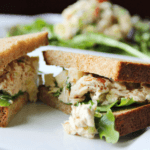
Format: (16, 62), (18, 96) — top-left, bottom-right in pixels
(39, 50), (150, 143)
(0, 31), (48, 127)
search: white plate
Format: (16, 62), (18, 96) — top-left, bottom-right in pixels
(0, 46), (149, 150)
(0, 13), (63, 38)
(0, 14), (150, 150)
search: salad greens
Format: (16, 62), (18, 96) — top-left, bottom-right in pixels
(53, 88), (62, 97)
(96, 97), (137, 112)
(130, 21), (150, 55)
(115, 97), (136, 107)
(0, 91), (24, 107)
(95, 109), (119, 144)
(83, 97), (138, 143)
(56, 87), (139, 143)
(7, 19), (54, 37)
(7, 18), (150, 59)
(66, 77), (71, 91)
(49, 80), (142, 143)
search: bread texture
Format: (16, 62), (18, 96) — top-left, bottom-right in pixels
(38, 86), (150, 136)
(43, 50), (150, 83)
(0, 93), (28, 127)
(0, 32), (48, 71)
(38, 86), (71, 114)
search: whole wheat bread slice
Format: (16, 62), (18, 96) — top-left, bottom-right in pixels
(38, 86), (150, 136)
(0, 32), (48, 71)
(0, 93), (28, 127)
(43, 50), (150, 83)
(0, 31), (48, 127)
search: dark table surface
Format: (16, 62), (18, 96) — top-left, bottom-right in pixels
(0, 0), (149, 18)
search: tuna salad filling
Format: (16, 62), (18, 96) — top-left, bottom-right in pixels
(45, 68), (150, 143)
(0, 55), (39, 106)
(54, 0), (132, 40)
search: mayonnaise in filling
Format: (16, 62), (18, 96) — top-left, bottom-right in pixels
(0, 55), (39, 102)
(47, 68), (150, 105)
(54, 0), (132, 40)
(63, 103), (97, 138)
(45, 68), (150, 139)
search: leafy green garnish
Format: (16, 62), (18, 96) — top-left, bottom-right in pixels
(7, 18), (150, 59)
(7, 18), (55, 38)
(61, 102), (72, 105)
(115, 97), (136, 107)
(0, 91), (24, 107)
(54, 81), (58, 87)
(96, 101), (117, 112)
(96, 97), (137, 112)
(130, 20), (150, 55)
(95, 109), (119, 144)
(38, 71), (43, 74)
(53, 88), (62, 97)
(69, 33), (150, 59)
(66, 82), (71, 91)
(94, 112), (102, 118)
(66, 77), (71, 91)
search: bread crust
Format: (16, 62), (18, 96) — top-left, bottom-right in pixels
(43, 50), (150, 83)
(0, 32), (48, 71)
(114, 105), (150, 136)
(38, 86), (150, 136)
(0, 93), (28, 127)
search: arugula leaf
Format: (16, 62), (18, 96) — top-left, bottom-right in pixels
(70, 33), (150, 59)
(0, 91), (24, 107)
(7, 18), (150, 59)
(95, 109), (119, 144)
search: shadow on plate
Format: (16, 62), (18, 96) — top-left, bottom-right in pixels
(8, 101), (62, 127)
(119, 128), (147, 142)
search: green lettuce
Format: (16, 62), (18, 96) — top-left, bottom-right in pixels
(7, 18), (55, 38)
(96, 97), (137, 112)
(115, 97), (136, 107)
(0, 91), (24, 107)
(7, 19), (150, 59)
(95, 109), (119, 143)
(53, 88), (62, 97)
(95, 97), (138, 143)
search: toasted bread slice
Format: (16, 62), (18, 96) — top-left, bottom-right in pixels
(38, 86), (150, 136)
(0, 32), (48, 71)
(0, 93), (28, 127)
(43, 50), (150, 83)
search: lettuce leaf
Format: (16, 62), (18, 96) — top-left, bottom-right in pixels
(95, 97), (137, 143)
(96, 101), (117, 112)
(96, 97), (137, 112)
(95, 109), (119, 143)
(115, 97), (136, 107)
(0, 91), (24, 107)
